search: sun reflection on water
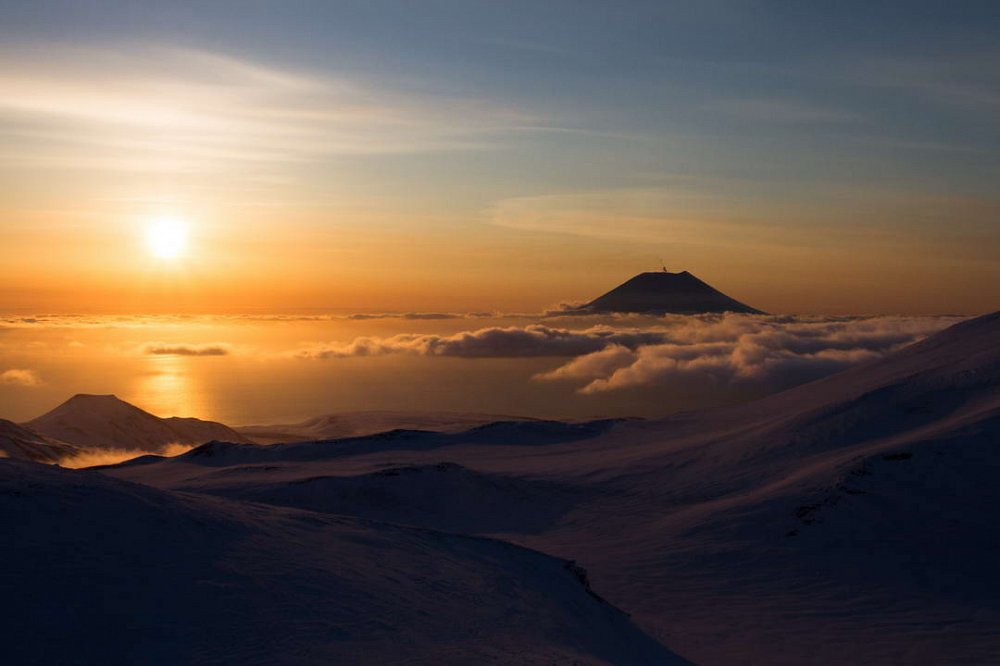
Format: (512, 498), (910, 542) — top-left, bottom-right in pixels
(132, 355), (207, 418)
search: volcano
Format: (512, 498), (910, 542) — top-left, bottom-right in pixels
(25, 394), (252, 453)
(584, 270), (764, 314)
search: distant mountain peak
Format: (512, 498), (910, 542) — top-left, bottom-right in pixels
(583, 270), (764, 314)
(24, 394), (251, 452)
(63, 393), (130, 405)
(43, 393), (150, 419)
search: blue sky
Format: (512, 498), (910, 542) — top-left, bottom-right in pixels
(0, 1), (997, 313)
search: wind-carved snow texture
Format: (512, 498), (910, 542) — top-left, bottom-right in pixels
(5, 311), (1000, 664)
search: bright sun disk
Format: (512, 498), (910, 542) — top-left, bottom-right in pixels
(146, 217), (189, 259)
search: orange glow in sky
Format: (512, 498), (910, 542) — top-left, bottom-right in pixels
(0, 9), (996, 316)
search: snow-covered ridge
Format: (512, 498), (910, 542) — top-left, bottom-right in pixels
(99, 310), (1000, 664)
(236, 410), (540, 444)
(4, 311), (998, 664)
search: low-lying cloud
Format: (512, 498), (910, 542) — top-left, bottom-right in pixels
(294, 314), (963, 393)
(0, 311), (514, 330)
(535, 315), (963, 393)
(293, 324), (676, 359)
(142, 343), (230, 357)
(1, 368), (43, 387)
(58, 443), (196, 469)
(346, 312), (468, 321)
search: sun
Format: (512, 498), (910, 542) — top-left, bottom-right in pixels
(145, 217), (189, 259)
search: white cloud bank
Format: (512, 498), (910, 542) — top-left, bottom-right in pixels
(295, 314), (964, 393)
(535, 315), (964, 393)
(292, 324), (676, 359)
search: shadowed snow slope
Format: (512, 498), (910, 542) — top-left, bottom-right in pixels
(237, 410), (538, 444)
(105, 311), (1000, 665)
(144, 461), (596, 535)
(0, 459), (687, 665)
(0, 419), (78, 462)
(162, 419), (624, 469)
(25, 393), (252, 453)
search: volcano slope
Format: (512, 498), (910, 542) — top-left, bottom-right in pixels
(103, 312), (1000, 664)
(582, 270), (763, 314)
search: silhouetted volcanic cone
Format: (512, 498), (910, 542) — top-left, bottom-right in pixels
(584, 270), (764, 314)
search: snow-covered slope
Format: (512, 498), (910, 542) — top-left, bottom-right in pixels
(104, 311), (1000, 664)
(0, 419), (78, 462)
(237, 410), (538, 444)
(0, 458), (687, 665)
(25, 394), (252, 453)
(146, 460), (596, 535)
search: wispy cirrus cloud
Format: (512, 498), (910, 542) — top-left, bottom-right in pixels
(0, 45), (540, 174)
(487, 184), (1000, 259)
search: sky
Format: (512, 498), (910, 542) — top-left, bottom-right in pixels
(1, 0), (997, 314)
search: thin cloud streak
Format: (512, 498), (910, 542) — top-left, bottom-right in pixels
(57, 442), (195, 469)
(141, 343), (230, 357)
(0, 45), (541, 174)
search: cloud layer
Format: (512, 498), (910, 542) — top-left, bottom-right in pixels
(295, 314), (963, 393)
(535, 315), (963, 393)
(0, 368), (43, 387)
(293, 324), (676, 359)
(142, 343), (230, 357)
(58, 443), (196, 469)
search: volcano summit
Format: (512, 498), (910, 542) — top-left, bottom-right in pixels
(583, 270), (764, 314)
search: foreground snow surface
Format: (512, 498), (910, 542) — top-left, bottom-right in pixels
(2, 459), (684, 665)
(8, 312), (1000, 664)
